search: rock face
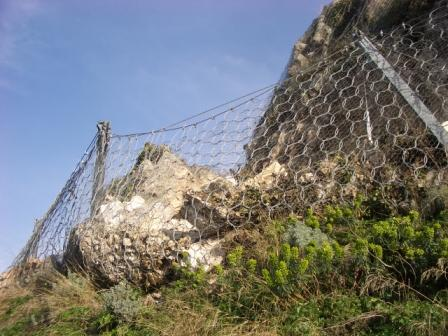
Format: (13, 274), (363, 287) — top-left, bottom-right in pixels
(65, 146), (235, 287)
(244, 0), (446, 184)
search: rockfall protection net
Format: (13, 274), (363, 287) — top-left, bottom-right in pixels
(14, 1), (448, 286)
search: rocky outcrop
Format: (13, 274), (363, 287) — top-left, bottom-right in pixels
(63, 140), (298, 287)
(244, 0), (446, 185)
(65, 146), (237, 287)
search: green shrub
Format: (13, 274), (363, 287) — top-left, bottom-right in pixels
(283, 215), (329, 248)
(101, 281), (143, 323)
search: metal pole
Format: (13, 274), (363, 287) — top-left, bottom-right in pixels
(91, 121), (111, 215)
(358, 31), (448, 147)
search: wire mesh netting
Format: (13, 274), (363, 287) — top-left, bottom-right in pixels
(14, 1), (448, 287)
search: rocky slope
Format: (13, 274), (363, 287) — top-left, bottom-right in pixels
(3, 2), (448, 335)
(243, 0), (447, 214)
(246, 0), (444, 172)
(46, 0), (448, 288)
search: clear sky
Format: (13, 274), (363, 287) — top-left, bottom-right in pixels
(0, 0), (330, 271)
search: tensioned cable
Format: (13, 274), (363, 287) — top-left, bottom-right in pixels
(110, 1), (448, 140)
(111, 45), (359, 138)
(113, 85), (275, 138)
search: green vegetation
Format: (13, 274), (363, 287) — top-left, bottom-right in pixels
(1, 198), (448, 335)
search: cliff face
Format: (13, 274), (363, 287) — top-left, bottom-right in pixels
(244, 0), (447, 171)
(242, 0), (448, 215)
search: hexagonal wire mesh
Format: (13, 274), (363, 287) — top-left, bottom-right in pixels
(14, 0), (448, 286)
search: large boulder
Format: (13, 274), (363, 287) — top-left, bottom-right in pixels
(65, 145), (236, 288)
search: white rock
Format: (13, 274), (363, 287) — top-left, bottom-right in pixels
(125, 195), (145, 211)
(244, 160), (287, 188)
(299, 172), (315, 183)
(99, 200), (125, 227)
(184, 238), (224, 270)
(225, 175), (238, 185)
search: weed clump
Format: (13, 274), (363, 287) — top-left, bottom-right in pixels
(101, 281), (143, 323)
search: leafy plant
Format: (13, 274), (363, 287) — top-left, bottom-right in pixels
(101, 281), (143, 323)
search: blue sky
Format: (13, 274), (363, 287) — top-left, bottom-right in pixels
(0, 0), (330, 271)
